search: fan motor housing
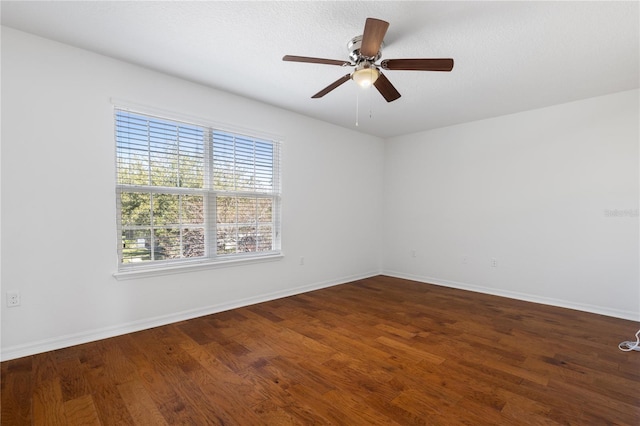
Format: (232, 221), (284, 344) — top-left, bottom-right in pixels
(348, 35), (383, 62)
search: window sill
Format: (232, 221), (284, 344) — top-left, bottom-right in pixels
(112, 253), (283, 281)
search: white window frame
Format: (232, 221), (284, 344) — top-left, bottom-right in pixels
(113, 106), (282, 280)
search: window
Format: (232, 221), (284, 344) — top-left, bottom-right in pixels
(115, 109), (281, 273)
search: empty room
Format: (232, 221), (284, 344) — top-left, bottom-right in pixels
(1, 1), (639, 424)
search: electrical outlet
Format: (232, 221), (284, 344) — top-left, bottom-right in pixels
(6, 291), (20, 307)
(491, 258), (498, 267)
(299, 256), (304, 266)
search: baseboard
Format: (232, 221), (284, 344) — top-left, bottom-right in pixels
(382, 270), (640, 322)
(1, 270), (380, 361)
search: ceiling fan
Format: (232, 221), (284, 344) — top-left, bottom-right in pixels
(283, 17), (454, 102)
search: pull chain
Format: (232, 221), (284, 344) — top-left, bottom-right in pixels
(369, 83), (373, 119)
(355, 91), (359, 126)
(355, 88), (374, 126)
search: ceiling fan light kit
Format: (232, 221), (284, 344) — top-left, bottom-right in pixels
(352, 62), (379, 88)
(283, 17), (454, 102)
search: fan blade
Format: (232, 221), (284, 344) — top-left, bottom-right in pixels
(312, 74), (352, 98)
(360, 18), (389, 57)
(373, 73), (401, 102)
(381, 58), (454, 71)
(283, 55), (351, 66)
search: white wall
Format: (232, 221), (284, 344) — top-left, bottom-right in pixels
(383, 89), (639, 320)
(0, 27), (385, 360)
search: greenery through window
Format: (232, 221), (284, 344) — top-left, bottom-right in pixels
(115, 109), (281, 270)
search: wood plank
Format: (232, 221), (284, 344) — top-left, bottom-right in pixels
(31, 353), (67, 426)
(63, 395), (102, 425)
(0, 356), (33, 425)
(117, 380), (169, 426)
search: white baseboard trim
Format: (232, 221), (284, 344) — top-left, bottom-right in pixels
(1, 270), (379, 361)
(382, 270), (640, 322)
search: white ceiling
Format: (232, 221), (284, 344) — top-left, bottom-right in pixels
(2, 1), (638, 138)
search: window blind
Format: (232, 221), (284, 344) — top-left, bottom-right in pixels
(115, 109), (281, 270)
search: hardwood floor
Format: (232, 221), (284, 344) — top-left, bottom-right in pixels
(2, 275), (639, 425)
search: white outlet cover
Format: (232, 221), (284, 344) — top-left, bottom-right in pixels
(6, 291), (20, 307)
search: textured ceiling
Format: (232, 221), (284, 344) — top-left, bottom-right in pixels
(2, 1), (638, 138)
